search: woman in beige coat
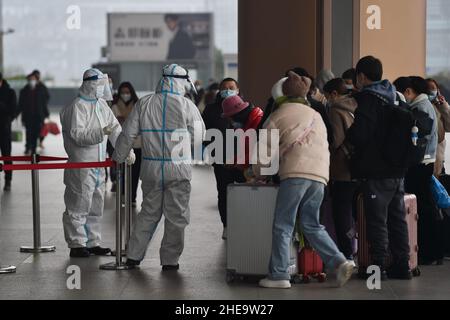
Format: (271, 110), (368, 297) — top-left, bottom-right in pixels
(254, 72), (353, 289)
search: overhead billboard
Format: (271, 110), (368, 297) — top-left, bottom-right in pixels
(108, 13), (213, 62)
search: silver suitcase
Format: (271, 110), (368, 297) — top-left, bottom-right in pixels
(226, 183), (297, 282)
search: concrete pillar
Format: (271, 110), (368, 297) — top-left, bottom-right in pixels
(238, 0), (427, 105)
(353, 0), (426, 80)
(238, 0), (322, 106)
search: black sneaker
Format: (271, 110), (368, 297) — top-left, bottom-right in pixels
(162, 264), (179, 271)
(387, 265), (413, 280)
(111, 182), (117, 193)
(70, 247), (90, 258)
(87, 246), (111, 256)
(125, 258), (141, 267)
(3, 180), (11, 192)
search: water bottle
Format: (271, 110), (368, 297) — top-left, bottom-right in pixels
(411, 126), (419, 146)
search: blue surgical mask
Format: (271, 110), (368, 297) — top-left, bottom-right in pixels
(231, 121), (243, 129)
(429, 91), (438, 102)
(220, 89), (238, 99)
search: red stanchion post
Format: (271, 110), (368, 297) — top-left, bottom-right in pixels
(20, 154), (56, 253)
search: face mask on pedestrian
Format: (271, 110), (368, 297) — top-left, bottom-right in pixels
(220, 89), (238, 99)
(345, 84), (354, 91)
(29, 79), (37, 88)
(121, 93), (131, 103)
(231, 121), (243, 129)
(429, 91), (438, 102)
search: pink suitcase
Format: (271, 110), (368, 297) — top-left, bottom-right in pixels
(357, 194), (420, 277)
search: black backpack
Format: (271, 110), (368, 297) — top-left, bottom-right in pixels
(380, 98), (433, 169)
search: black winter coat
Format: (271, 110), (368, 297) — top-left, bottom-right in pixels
(0, 80), (17, 128)
(18, 83), (50, 125)
(346, 91), (407, 179)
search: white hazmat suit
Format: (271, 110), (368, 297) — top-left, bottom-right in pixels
(60, 68), (122, 249)
(113, 64), (205, 266)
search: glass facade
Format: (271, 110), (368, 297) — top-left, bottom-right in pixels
(427, 0), (450, 76)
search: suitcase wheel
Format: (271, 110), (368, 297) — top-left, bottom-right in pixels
(302, 275), (311, 284)
(292, 275), (302, 284)
(317, 273), (327, 283)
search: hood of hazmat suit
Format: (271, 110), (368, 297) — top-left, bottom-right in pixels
(61, 68), (120, 162)
(59, 68), (121, 249)
(113, 64), (205, 183)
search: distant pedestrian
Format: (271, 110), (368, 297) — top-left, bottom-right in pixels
(0, 72), (18, 191)
(17, 72), (50, 155)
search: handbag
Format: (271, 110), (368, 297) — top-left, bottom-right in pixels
(11, 118), (23, 142)
(41, 121), (61, 136)
(47, 121), (61, 135)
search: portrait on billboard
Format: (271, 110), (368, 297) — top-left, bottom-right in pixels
(164, 14), (196, 60)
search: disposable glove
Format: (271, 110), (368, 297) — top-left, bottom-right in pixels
(126, 150), (136, 165)
(103, 125), (113, 136)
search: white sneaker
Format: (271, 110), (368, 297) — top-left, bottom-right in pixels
(336, 261), (354, 287)
(222, 228), (227, 240)
(259, 277), (291, 289)
(348, 260), (356, 268)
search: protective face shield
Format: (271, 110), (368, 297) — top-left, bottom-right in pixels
(81, 68), (114, 101)
(96, 85), (105, 99)
(220, 89), (238, 99)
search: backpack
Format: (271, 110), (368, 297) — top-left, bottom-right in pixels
(380, 98), (433, 168)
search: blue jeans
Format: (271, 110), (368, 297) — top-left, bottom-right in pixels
(268, 178), (347, 280)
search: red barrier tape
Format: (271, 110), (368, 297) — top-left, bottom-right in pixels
(0, 155), (69, 162)
(1, 160), (115, 171)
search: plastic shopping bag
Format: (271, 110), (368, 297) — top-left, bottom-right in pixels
(431, 175), (450, 209)
(11, 118), (23, 142)
(46, 121), (61, 135)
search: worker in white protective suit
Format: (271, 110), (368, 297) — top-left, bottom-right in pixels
(60, 68), (136, 258)
(113, 64), (205, 270)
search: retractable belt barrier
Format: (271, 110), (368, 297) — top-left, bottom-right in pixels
(0, 155), (68, 162)
(1, 160), (115, 172)
(0, 154), (116, 256)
